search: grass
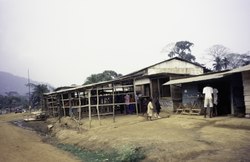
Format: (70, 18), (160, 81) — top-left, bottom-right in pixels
(57, 143), (145, 162)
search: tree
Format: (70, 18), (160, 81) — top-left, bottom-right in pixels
(207, 45), (230, 71)
(84, 70), (122, 85)
(163, 41), (196, 62)
(208, 45), (250, 71)
(222, 57), (230, 69)
(29, 84), (50, 108)
(0, 92), (28, 112)
(207, 44), (230, 58)
(212, 57), (223, 71)
(224, 53), (250, 69)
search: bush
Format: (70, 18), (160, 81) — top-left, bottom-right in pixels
(115, 144), (145, 162)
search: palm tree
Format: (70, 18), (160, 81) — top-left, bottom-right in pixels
(222, 57), (230, 70)
(213, 57), (222, 71)
(30, 84), (49, 109)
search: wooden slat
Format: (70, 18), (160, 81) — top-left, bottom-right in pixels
(243, 85), (250, 91)
(244, 96), (250, 102)
(244, 91), (250, 96)
(245, 101), (250, 106)
(246, 106), (250, 113)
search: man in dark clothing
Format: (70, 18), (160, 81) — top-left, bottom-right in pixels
(154, 97), (161, 118)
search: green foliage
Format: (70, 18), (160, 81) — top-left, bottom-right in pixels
(57, 143), (145, 162)
(167, 41), (196, 62)
(208, 45), (250, 71)
(0, 92), (28, 110)
(224, 53), (250, 69)
(29, 84), (50, 108)
(212, 57), (223, 71)
(84, 70), (122, 85)
(116, 144), (145, 162)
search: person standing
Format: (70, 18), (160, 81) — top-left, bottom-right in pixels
(213, 88), (219, 116)
(147, 98), (154, 121)
(141, 97), (148, 116)
(154, 97), (161, 118)
(124, 94), (130, 114)
(203, 85), (214, 118)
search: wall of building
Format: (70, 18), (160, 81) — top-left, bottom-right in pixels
(147, 59), (204, 75)
(242, 71), (250, 114)
(182, 84), (200, 106)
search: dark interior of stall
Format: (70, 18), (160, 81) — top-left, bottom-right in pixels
(198, 73), (245, 116)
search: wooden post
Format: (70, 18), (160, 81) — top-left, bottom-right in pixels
(69, 92), (72, 117)
(57, 94), (62, 123)
(133, 79), (138, 116)
(51, 96), (55, 117)
(61, 94), (66, 117)
(96, 88), (101, 125)
(150, 80), (153, 98)
(78, 91), (82, 120)
(88, 89), (92, 128)
(46, 97), (49, 114)
(230, 83), (234, 115)
(112, 84), (115, 122)
(157, 78), (161, 98)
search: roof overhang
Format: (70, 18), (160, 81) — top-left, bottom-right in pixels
(164, 64), (250, 85)
(164, 73), (224, 85)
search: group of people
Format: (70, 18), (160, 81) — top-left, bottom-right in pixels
(146, 97), (162, 121)
(124, 93), (136, 114)
(202, 85), (219, 118)
(124, 85), (219, 120)
(124, 94), (162, 119)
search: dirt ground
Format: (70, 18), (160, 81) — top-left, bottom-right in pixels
(1, 112), (250, 162)
(0, 113), (80, 162)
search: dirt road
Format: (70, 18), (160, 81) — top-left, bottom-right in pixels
(1, 113), (250, 162)
(0, 113), (80, 162)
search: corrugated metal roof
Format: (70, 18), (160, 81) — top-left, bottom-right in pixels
(164, 64), (250, 85)
(164, 73), (224, 85)
(224, 64), (250, 74)
(44, 79), (117, 95)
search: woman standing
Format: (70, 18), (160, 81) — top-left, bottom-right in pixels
(147, 98), (154, 121)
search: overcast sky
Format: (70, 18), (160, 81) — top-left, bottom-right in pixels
(0, 0), (250, 87)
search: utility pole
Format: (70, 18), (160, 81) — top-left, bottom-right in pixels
(28, 69), (31, 113)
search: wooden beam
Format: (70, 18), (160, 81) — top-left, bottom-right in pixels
(78, 91), (82, 120)
(61, 94), (66, 117)
(96, 88), (101, 125)
(157, 78), (161, 98)
(69, 92), (72, 117)
(88, 89), (92, 128)
(112, 84), (115, 122)
(51, 96), (55, 117)
(133, 79), (138, 116)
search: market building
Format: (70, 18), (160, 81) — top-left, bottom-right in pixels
(43, 57), (207, 124)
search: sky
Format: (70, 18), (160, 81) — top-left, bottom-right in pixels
(0, 0), (250, 87)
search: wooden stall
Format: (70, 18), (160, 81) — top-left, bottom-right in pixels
(44, 79), (138, 127)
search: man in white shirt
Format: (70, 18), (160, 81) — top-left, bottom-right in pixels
(203, 85), (214, 118)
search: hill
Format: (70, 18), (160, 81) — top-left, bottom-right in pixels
(0, 71), (40, 95)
